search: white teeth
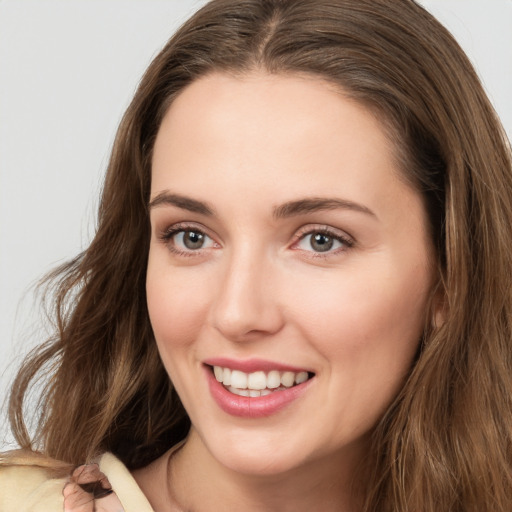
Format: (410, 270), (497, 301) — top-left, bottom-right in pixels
(267, 370), (281, 389)
(214, 365), (223, 382)
(247, 371), (267, 390)
(212, 365), (312, 395)
(223, 367), (231, 386)
(228, 386), (250, 397)
(230, 370), (248, 389)
(295, 371), (308, 384)
(281, 371), (295, 388)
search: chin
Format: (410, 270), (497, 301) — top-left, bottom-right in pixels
(200, 428), (309, 476)
(219, 449), (302, 476)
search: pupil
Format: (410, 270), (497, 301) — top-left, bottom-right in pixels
(184, 231), (204, 249)
(311, 233), (333, 252)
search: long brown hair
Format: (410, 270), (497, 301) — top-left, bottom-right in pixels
(4, 1), (512, 510)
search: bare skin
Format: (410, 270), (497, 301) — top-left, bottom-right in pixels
(135, 72), (435, 511)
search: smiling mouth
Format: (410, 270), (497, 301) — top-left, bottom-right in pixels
(209, 365), (315, 397)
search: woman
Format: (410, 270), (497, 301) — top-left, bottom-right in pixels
(2, 0), (512, 510)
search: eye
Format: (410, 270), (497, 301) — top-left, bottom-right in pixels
(160, 225), (217, 255)
(174, 230), (212, 250)
(294, 228), (353, 255)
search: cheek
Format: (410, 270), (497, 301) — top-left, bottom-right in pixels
(290, 263), (430, 432)
(146, 258), (211, 357)
(146, 264), (213, 408)
(288, 261), (430, 370)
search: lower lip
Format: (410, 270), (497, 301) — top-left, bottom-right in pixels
(205, 366), (313, 418)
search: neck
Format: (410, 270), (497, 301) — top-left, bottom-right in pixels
(168, 428), (366, 512)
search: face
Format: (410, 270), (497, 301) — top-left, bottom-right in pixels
(147, 72), (434, 477)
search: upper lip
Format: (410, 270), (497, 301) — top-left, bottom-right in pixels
(203, 357), (314, 374)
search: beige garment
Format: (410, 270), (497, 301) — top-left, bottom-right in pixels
(0, 453), (154, 512)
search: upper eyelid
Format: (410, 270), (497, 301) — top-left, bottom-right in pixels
(157, 221), (354, 247)
(159, 221), (215, 238)
(292, 224), (354, 242)
(159, 224), (218, 256)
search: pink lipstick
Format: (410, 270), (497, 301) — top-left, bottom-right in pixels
(203, 359), (314, 418)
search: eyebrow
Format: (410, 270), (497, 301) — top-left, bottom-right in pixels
(273, 197), (376, 219)
(148, 191), (214, 215)
(148, 192), (376, 219)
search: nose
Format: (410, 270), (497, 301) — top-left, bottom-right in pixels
(209, 249), (285, 342)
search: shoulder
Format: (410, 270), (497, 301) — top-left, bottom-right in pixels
(0, 463), (65, 511)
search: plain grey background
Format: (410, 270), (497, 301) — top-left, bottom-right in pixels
(1, 0), (511, 449)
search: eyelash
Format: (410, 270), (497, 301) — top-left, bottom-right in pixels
(158, 223), (354, 258)
(159, 223), (215, 258)
(291, 226), (354, 258)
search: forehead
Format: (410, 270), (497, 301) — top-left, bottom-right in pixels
(151, 72), (402, 202)
(149, 72), (433, 251)
(150, 71), (431, 266)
